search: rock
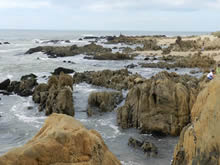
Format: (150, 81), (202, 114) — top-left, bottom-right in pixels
(6, 74), (38, 97)
(87, 91), (123, 116)
(0, 79), (10, 90)
(33, 73), (74, 116)
(25, 43), (112, 58)
(3, 42), (10, 44)
(144, 57), (150, 60)
(73, 69), (144, 90)
(46, 86), (74, 116)
(128, 137), (158, 157)
(126, 63), (137, 69)
(83, 36), (99, 40)
(0, 113), (121, 165)
(78, 38), (83, 41)
(172, 76), (220, 165)
(117, 71), (199, 136)
(140, 54), (215, 70)
(27, 106), (34, 110)
(52, 67), (75, 75)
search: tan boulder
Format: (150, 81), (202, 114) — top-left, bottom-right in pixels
(0, 114), (121, 165)
(117, 71), (199, 136)
(33, 73), (74, 116)
(172, 76), (220, 165)
(87, 91), (123, 116)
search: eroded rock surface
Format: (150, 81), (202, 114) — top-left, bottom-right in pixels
(33, 73), (74, 116)
(172, 76), (220, 165)
(87, 91), (123, 116)
(117, 71), (199, 136)
(73, 69), (145, 90)
(0, 113), (121, 165)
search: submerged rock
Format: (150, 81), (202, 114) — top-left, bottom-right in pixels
(52, 67), (75, 75)
(172, 76), (220, 165)
(33, 73), (74, 116)
(0, 113), (121, 165)
(128, 137), (158, 157)
(87, 91), (123, 116)
(117, 71), (199, 136)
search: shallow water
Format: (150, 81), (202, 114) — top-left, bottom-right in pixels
(0, 30), (203, 164)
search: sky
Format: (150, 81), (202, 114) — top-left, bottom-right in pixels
(0, 0), (220, 31)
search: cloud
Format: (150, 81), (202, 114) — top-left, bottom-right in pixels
(81, 0), (220, 12)
(0, 0), (51, 9)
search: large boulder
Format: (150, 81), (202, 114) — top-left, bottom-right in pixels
(117, 71), (199, 136)
(87, 91), (123, 116)
(172, 76), (220, 165)
(0, 113), (121, 165)
(33, 73), (74, 116)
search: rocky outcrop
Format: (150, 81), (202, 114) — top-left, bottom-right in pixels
(87, 91), (123, 116)
(128, 137), (158, 157)
(0, 74), (38, 96)
(172, 76), (220, 165)
(73, 69), (145, 90)
(33, 73), (74, 116)
(117, 71), (199, 136)
(0, 113), (121, 165)
(140, 54), (216, 70)
(25, 43), (112, 58)
(52, 67), (75, 75)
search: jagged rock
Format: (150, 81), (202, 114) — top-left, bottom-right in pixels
(52, 67), (75, 75)
(126, 63), (137, 69)
(140, 54), (215, 70)
(33, 73), (74, 116)
(128, 137), (158, 157)
(87, 91), (123, 116)
(0, 113), (121, 165)
(25, 43), (112, 58)
(117, 71), (199, 136)
(6, 74), (38, 97)
(0, 79), (10, 90)
(172, 76), (220, 165)
(73, 69), (145, 90)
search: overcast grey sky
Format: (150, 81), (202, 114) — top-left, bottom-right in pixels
(0, 0), (220, 31)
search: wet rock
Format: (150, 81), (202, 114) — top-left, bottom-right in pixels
(78, 38), (83, 41)
(83, 36), (99, 40)
(52, 67), (75, 75)
(5, 74), (38, 97)
(172, 76), (220, 165)
(73, 69), (144, 90)
(128, 137), (158, 157)
(126, 63), (138, 69)
(190, 70), (201, 74)
(87, 91), (123, 116)
(0, 113), (121, 165)
(33, 73), (74, 116)
(3, 42), (10, 44)
(25, 43), (112, 58)
(117, 71), (199, 136)
(0, 79), (10, 90)
(144, 57), (150, 60)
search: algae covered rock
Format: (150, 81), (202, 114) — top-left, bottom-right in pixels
(0, 113), (121, 165)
